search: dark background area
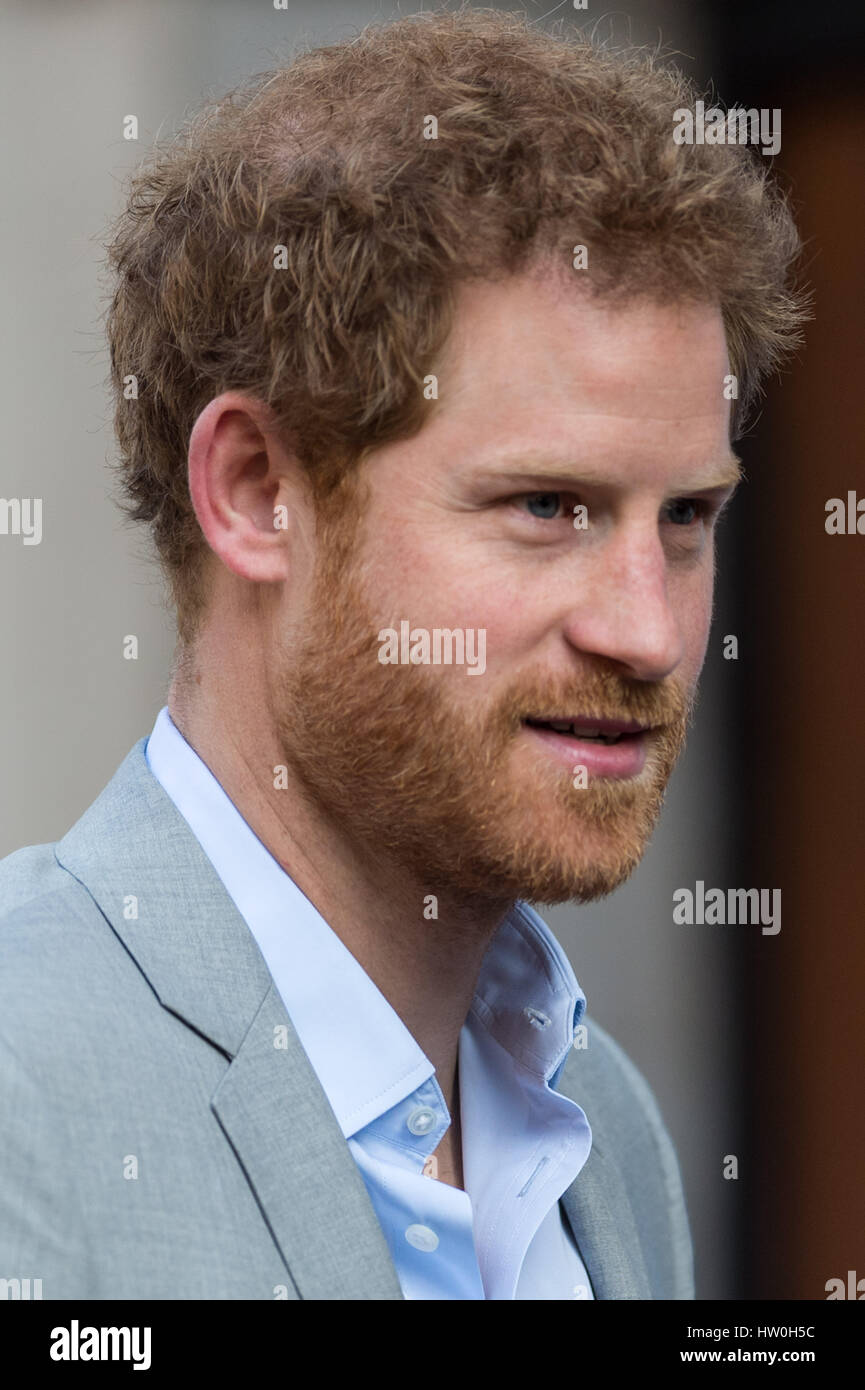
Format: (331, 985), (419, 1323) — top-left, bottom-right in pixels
(719, 0), (865, 1300)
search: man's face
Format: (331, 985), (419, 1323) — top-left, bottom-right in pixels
(273, 267), (738, 908)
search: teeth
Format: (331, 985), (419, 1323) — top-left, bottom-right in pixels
(543, 721), (622, 743)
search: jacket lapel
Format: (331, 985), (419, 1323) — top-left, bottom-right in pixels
(56, 737), (404, 1301)
(210, 980), (405, 1299)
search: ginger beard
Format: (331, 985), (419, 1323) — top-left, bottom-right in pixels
(274, 497), (696, 910)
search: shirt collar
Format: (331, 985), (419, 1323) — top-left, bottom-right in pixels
(145, 706), (586, 1135)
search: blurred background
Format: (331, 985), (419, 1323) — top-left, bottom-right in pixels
(1, 0), (862, 1299)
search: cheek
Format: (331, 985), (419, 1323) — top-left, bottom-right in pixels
(368, 538), (517, 634)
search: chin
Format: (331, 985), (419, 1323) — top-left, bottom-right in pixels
(469, 821), (648, 907)
(503, 791), (660, 899)
(521, 861), (642, 907)
(520, 849), (645, 905)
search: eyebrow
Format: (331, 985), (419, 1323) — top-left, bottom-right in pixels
(477, 454), (744, 492)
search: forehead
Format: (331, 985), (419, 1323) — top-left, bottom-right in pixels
(432, 270), (731, 461)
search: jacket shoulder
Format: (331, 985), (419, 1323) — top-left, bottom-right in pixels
(0, 839), (153, 1050)
(0, 841), (109, 964)
(0, 841), (70, 914)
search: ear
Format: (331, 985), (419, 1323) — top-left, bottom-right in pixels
(187, 392), (307, 585)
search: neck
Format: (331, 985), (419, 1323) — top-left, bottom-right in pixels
(167, 660), (512, 1112)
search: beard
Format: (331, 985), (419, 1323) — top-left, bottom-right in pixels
(272, 496), (696, 911)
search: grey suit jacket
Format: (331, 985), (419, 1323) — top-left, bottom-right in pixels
(0, 737), (694, 1300)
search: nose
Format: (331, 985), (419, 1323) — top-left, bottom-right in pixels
(560, 526), (686, 682)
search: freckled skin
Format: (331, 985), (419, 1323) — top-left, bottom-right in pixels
(356, 272), (730, 705)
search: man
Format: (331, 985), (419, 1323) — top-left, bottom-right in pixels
(0, 10), (805, 1299)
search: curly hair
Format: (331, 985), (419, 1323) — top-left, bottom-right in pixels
(104, 5), (808, 649)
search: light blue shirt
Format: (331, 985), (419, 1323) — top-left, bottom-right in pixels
(145, 706), (595, 1299)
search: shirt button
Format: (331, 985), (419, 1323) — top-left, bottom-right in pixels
(406, 1106), (437, 1136)
(405, 1224), (439, 1252)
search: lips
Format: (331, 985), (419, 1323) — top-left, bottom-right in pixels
(523, 716), (648, 744)
(521, 716), (651, 779)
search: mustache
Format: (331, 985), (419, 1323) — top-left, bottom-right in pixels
(497, 670), (693, 732)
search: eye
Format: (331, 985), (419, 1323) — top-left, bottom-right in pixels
(665, 498), (712, 526)
(520, 492), (565, 520)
